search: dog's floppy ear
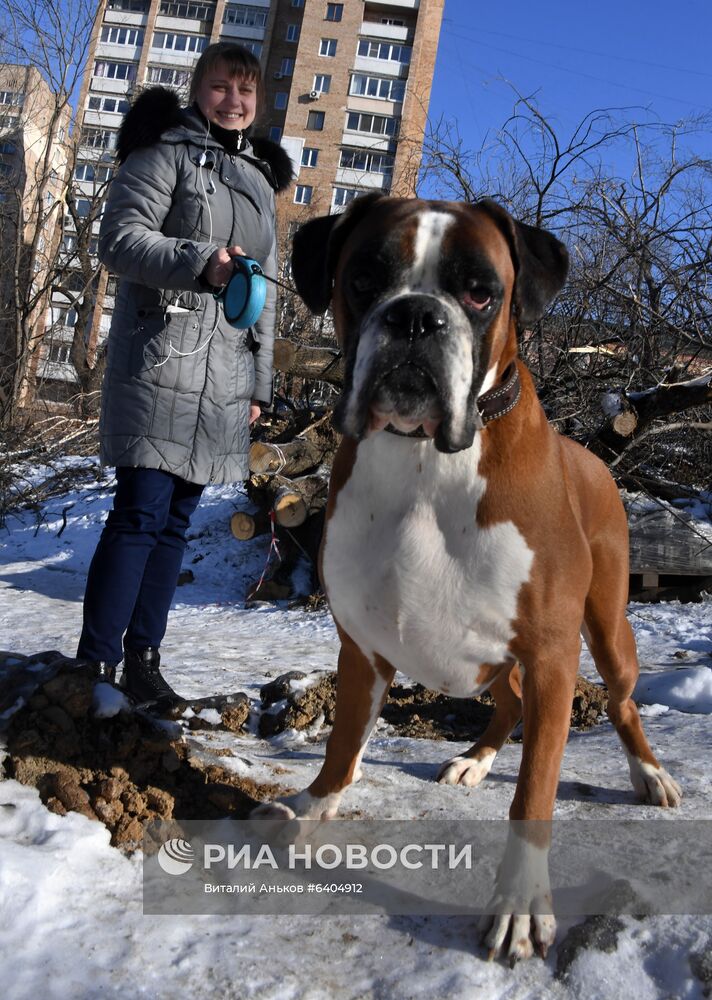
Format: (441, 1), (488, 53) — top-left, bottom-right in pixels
(477, 199), (569, 326)
(291, 192), (385, 314)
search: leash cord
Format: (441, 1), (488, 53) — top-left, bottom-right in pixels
(249, 511), (281, 598)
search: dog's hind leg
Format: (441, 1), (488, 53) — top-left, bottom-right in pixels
(584, 550), (681, 808)
(438, 664), (522, 788)
(253, 629), (395, 820)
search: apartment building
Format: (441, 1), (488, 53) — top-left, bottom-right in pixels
(39, 0), (443, 401)
(0, 65), (72, 411)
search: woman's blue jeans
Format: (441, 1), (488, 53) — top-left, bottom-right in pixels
(77, 467), (204, 664)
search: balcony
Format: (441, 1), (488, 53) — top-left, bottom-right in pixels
(353, 55), (406, 78)
(335, 168), (388, 190)
(366, 0), (419, 8)
(340, 130), (397, 154)
(360, 22), (411, 43)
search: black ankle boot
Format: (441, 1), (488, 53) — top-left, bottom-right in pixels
(120, 647), (185, 709)
(81, 660), (118, 684)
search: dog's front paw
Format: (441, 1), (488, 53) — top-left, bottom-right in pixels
(251, 800), (297, 820)
(481, 823), (555, 963)
(628, 759), (682, 808)
(437, 751), (496, 788)
(480, 910), (556, 964)
(251, 790), (341, 821)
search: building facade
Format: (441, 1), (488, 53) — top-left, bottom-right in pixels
(0, 65), (72, 412)
(39, 0), (443, 402)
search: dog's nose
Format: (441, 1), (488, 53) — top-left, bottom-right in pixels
(383, 295), (447, 340)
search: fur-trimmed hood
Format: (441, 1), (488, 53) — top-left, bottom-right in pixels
(116, 86), (294, 192)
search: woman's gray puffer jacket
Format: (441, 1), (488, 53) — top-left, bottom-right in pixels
(98, 87), (293, 485)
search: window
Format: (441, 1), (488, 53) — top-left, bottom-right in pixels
(75, 162), (112, 183)
(307, 110), (325, 131)
(88, 95), (130, 114)
(349, 73), (405, 102)
(345, 111), (399, 137)
(269, 126), (282, 142)
(325, 3), (343, 20)
(313, 74), (331, 94)
(75, 198), (92, 218)
(332, 187), (360, 209)
(62, 234), (78, 252)
(319, 38), (337, 57)
(0, 162), (13, 177)
(0, 91), (24, 107)
(93, 60), (137, 81)
(160, 0), (215, 17)
(0, 140), (17, 155)
(223, 4), (268, 27)
(53, 307), (78, 328)
(280, 58), (294, 76)
(48, 342), (73, 364)
(274, 92), (288, 111)
(294, 185), (312, 205)
(80, 127), (116, 150)
(107, 0), (149, 10)
(291, 0), (304, 6)
(106, 276), (119, 296)
(301, 147), (319, 167)
(357, 39), (412, 64)
(146, 65), (192, 88)
(152, 32), (207, 53)
(339, 148), (394, 177)
(286, 24), (300, 41)
(100, 26), (143, 45)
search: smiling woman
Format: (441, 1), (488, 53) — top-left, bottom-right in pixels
(75, 42), (293, 707)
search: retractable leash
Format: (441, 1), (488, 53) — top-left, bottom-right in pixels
(215, 255), (295, 329)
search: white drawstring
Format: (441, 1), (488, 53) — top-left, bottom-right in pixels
(146, 117), (220, 370)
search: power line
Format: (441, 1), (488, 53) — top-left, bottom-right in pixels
(440, 24), (712, 113)
(443, 18), (712, 81)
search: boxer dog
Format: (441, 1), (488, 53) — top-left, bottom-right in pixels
(255, 195), (681, 961)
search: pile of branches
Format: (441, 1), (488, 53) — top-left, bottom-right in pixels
(232, 339), (342, 602)
(0, 413), (102, 529)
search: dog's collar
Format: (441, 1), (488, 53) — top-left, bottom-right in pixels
(384, 361), (522, 439)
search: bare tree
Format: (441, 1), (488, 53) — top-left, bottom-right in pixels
(0, 0), (102, 427)
(420, 92), (712, 493)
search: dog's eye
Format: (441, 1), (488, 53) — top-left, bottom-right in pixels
(350, 272), (377, 298)
(463, 285), (492, 311)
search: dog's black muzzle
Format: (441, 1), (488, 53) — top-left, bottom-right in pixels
(380, 293), (449, 343)
(334, 292), (486, 453)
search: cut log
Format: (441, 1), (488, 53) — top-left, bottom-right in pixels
(611, 407), (639, 438)
(598, 370), (712, 453)
(273, 338), (344, 385)
(273, 474), (329, 528)
(230, 509), (272, 541)
(249, 438), (326, 476)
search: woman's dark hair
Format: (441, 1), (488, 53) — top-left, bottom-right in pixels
(189, 43), (264, 113)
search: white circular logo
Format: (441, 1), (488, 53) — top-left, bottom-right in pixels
(157, 839), (195, 875)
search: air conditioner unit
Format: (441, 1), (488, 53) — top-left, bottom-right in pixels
(309, 90), (320, 100)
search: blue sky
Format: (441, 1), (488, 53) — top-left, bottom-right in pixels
(427, 0), (712, 173)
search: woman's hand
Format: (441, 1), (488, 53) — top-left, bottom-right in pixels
(204, 245), (245, 287)
(249, 402), (261, 425)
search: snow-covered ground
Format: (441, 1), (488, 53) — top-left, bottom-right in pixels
(1, 463), (711, 1000)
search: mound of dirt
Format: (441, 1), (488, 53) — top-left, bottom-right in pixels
(259, 671), (609, 741)
(1, 652), (609, 853)
(1, 654), (288, 853)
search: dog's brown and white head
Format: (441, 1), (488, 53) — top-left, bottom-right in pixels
(291, 195), (568, 453)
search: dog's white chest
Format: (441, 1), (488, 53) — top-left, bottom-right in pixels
(322, 435), (534, 696)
